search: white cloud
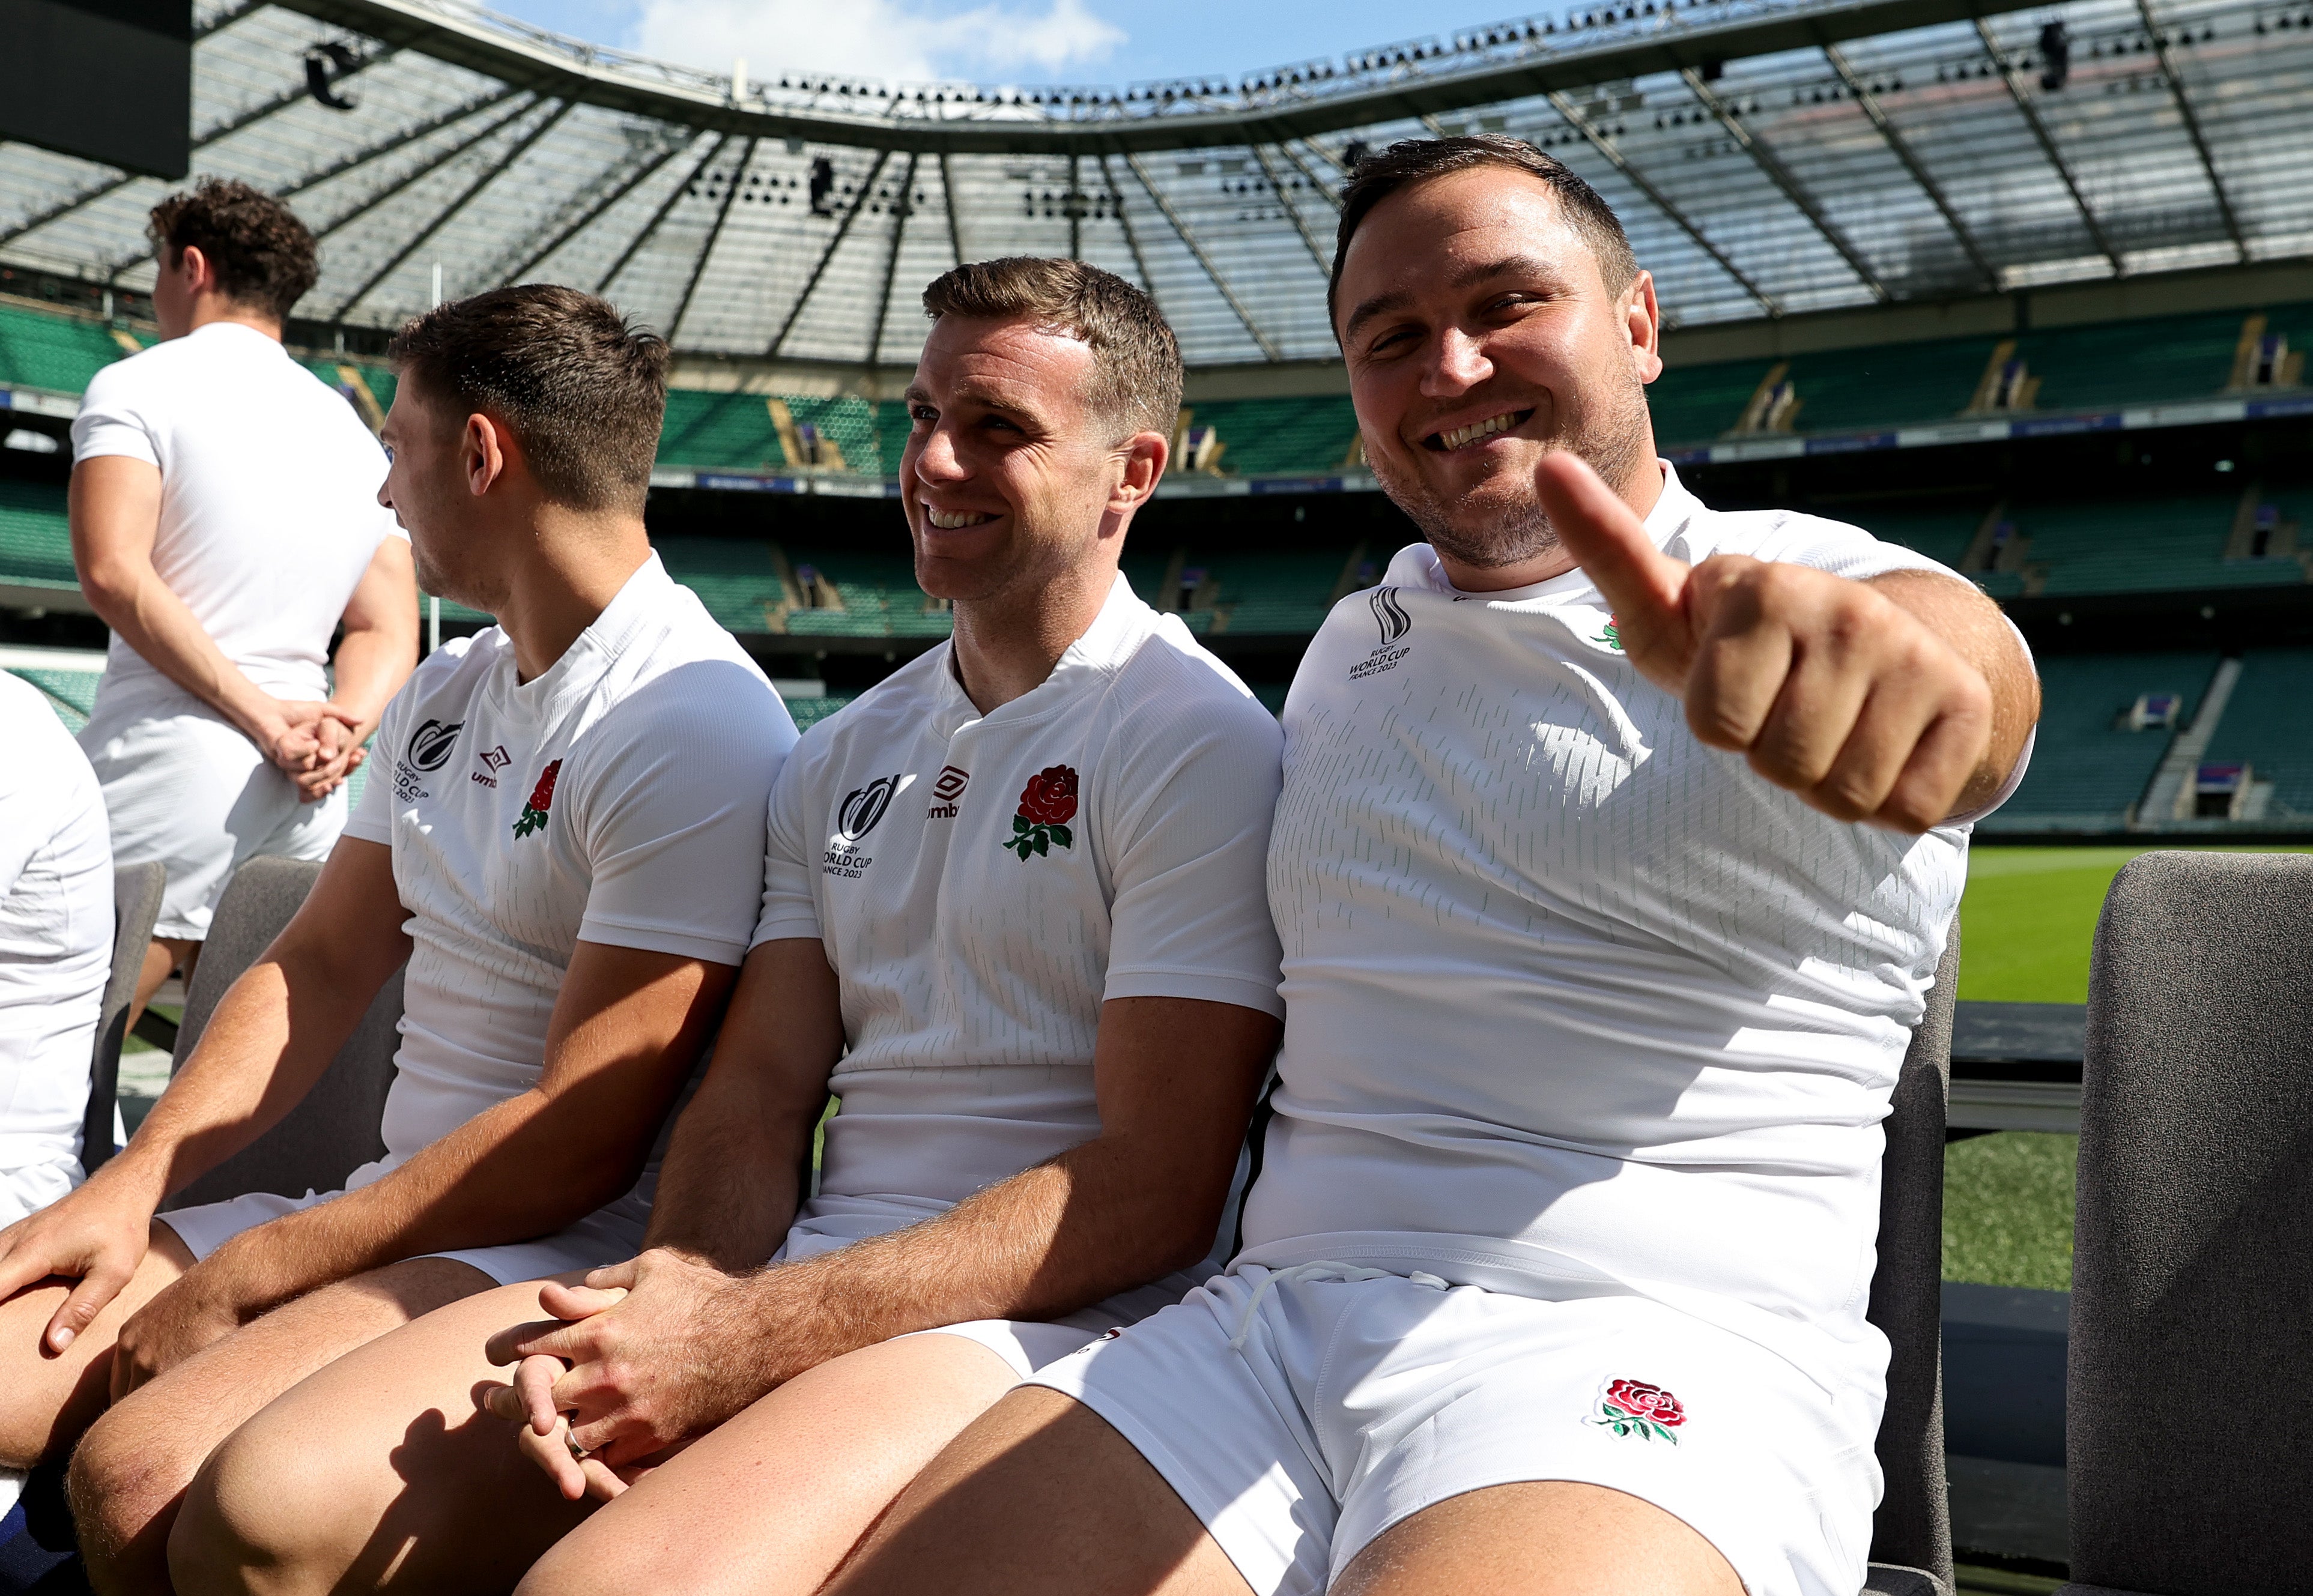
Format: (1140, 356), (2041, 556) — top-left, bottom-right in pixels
(630, 0), (1127, 84)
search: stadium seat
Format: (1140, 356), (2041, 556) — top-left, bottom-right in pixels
(2059, 853), (2313, 1595)
(1864, 926), (1960, 1596)
(159, 858), (402, 1211)
(83, 862), (165, 1176)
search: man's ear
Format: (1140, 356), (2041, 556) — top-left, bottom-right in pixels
(1625, 270), (1664, 385)
(175, 244), (212, 295)
(1109, 429), (1169, 514)
(463, 412), (512, 498)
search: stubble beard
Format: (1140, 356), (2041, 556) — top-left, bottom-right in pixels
(1370, 373), (1652, 572)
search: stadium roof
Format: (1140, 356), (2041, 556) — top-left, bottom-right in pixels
(3, 0), (2309, 369)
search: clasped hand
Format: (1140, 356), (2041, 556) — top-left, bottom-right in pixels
(260, 700), (369, 802)
(1538, 453), (1997, 833)
(477, 1248), (769, 1502)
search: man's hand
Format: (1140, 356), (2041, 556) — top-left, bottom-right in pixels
(108, 1268), (241, 1399)
(1536, 452), (1998, 833)
(478, 1250), (775, 1490)
(0, 1173), (159, 1353)
(264, 700), (366, 798)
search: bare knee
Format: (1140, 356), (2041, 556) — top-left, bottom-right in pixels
(168, 1415), (341, 1596)
(68, 1401), (199, 1571)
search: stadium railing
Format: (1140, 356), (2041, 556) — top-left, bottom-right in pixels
(2064, 852), (2313, 1595)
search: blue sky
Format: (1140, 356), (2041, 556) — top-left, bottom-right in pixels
(494, 0), (1538, 86)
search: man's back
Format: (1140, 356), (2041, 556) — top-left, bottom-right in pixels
(72, 322), (400, 716)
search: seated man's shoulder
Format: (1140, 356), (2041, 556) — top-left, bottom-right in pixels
(1111, 627), (1281, 745)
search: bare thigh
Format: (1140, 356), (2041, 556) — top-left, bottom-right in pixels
(76, 1254), (491, 1589)
(1331, 1481), (1745, 1596)
(0, 1223), (190, 1468)
(519, 1329), (1026, 1596)
(171, 1275), (604, 1596)
(822, 1386), (1254, 1596)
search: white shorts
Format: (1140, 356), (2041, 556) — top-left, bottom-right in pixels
(770, 1223), (1205, 1382)
(80, 704), (344, 941)
(159, 1159), (653, 1288)
(1027, 1266), (1882, 1596)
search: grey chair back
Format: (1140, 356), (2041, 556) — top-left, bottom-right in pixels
(159, 856), (403, 1212)
(2060, 851), (2313, 1596)
(83, 862), (166, 1174)
(1863, 923), (1960, 1596)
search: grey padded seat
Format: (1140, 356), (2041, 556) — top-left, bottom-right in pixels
(1861, 926), (1961, 1596)
(159, 856), (404, 1213)
(85, 860), (166, 1175)
(2055, 852), (2313, 1596)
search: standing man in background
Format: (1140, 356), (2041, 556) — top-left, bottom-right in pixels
(71, 177), (417, 1021)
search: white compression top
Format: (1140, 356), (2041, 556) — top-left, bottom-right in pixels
(71, 322), (405, 721)
(0, 674), (111, 1171)
(754, 573), (1285, 1268)
(1238, 464), (2030, 1391)
(344, 555), (796, 1171)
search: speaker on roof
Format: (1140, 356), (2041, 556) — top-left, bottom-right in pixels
(2039, 20), (2071, 90)
(0, 0), (190, 177)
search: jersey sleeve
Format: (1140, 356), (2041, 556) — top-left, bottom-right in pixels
(749, 738), (824, 949)
(1098, 678), (1287, 1018)
(571, 660), (798, 965)
(69, 362), (161, 468)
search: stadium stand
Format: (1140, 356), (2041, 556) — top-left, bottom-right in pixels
(2201, 647), (2313, 821)
(0, 477), (73, 593)
(1989, 652), (2220, 830)
(0, 300), (144, 394)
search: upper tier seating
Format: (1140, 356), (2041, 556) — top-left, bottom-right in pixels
(1987, 650), (2219, 827)
(0, 302), (147, 393)
(2201, 646), (2313, 821)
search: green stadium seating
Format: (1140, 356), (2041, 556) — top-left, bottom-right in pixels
(2202, 647), (2313, 821)
(0, 477), (75, 590)
(781, 546), (951, 639)
(1174, 397), (1358, 476)
(652, 536), (786, 634)
(2007, 495), (2302, 597)
(0, 301), (142, 394)
(786, 694), (853, 730)
(659, 388), (787, 472)
(1992, 650), (2219, 826)
(1851, 506), (1983, 571)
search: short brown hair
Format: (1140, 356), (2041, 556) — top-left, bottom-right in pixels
(147, 178), (318, 322)
(388, 285), (670, 514)
(921, 258), (1182, 441)
(1329, 136), (1639, 333)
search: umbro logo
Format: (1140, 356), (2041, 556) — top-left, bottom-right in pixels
(471, 744), (511, 790)
(927, 765), (968, 819)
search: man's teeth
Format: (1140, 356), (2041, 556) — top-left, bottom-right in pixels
(1438, 412), (1521, 450)
(926, 509), (996, 530)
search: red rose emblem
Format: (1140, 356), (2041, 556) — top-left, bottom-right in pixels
(1605, 1379), (1684, 1428)
(1003, 764), (1078, 860)
(525, 759), (563, 814)
(1017, 766), (1078, 826)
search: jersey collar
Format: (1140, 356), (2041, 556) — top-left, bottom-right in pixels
(928, 570), (1154, 736)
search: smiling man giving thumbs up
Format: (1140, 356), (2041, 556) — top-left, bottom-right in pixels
(811, 138), (2039, 1596)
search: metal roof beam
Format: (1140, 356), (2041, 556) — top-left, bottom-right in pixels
(311, 91), (540, 244)
(1975, 19), (2123, 276)
(1097, 154), (1160, 303)
(264, 0), (2056, 156)
(1121, 152), (1281, 361)
(767, 148), (894, 358)
(2136, 0), (2246, 259)
(1, 43), (399, 250)
(938, 152), (964, 265)
(867, 151), (920, 365)
(1681, 68), (1887, 302)
(1821, 43), (1998, 291)
(667, 136), (758, 343)
(1545, 91), (1780, 318)
(333, 97), (576, 319)
(490, 128), (693, 285)
(596, 131), (730, 294)
(1276, 139), (1341, 213)
(1253, 145), (1330, 279)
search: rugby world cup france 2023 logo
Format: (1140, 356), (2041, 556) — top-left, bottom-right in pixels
(824, 773), (908, 880)
(1350, 587), (1413, 682)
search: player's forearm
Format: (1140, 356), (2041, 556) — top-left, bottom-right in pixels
(83, 563), (277, 740)
(111, 944), (380, 1207)
(326, 621), (416, 739)
(641, 1092), (809, 1267)
(743, 1131), (1225, 1374)
(1870, 570), (2040, 812)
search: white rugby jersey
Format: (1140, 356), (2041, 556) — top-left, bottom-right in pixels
(754, 573), (1285, 1268)
(344, 555), (795, 1172)
(0, 674), (109, 1172)
(1238, 464), (2029, 1386)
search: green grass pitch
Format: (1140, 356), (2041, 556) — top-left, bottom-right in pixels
(1942, 844), (2312, 1290)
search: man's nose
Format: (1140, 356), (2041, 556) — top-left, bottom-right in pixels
(1422, 327), (1493, 394)
(915, 425), (967, 481)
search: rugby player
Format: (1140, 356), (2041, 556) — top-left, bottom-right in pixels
(0, 285), (796, 1591)
(162, 258), (1287, 1596)
(819, 138), (2039, 1596)
(70, 178), (416, 1023)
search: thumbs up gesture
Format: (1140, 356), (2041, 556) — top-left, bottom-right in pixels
(1536, 452), (1997, 834)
